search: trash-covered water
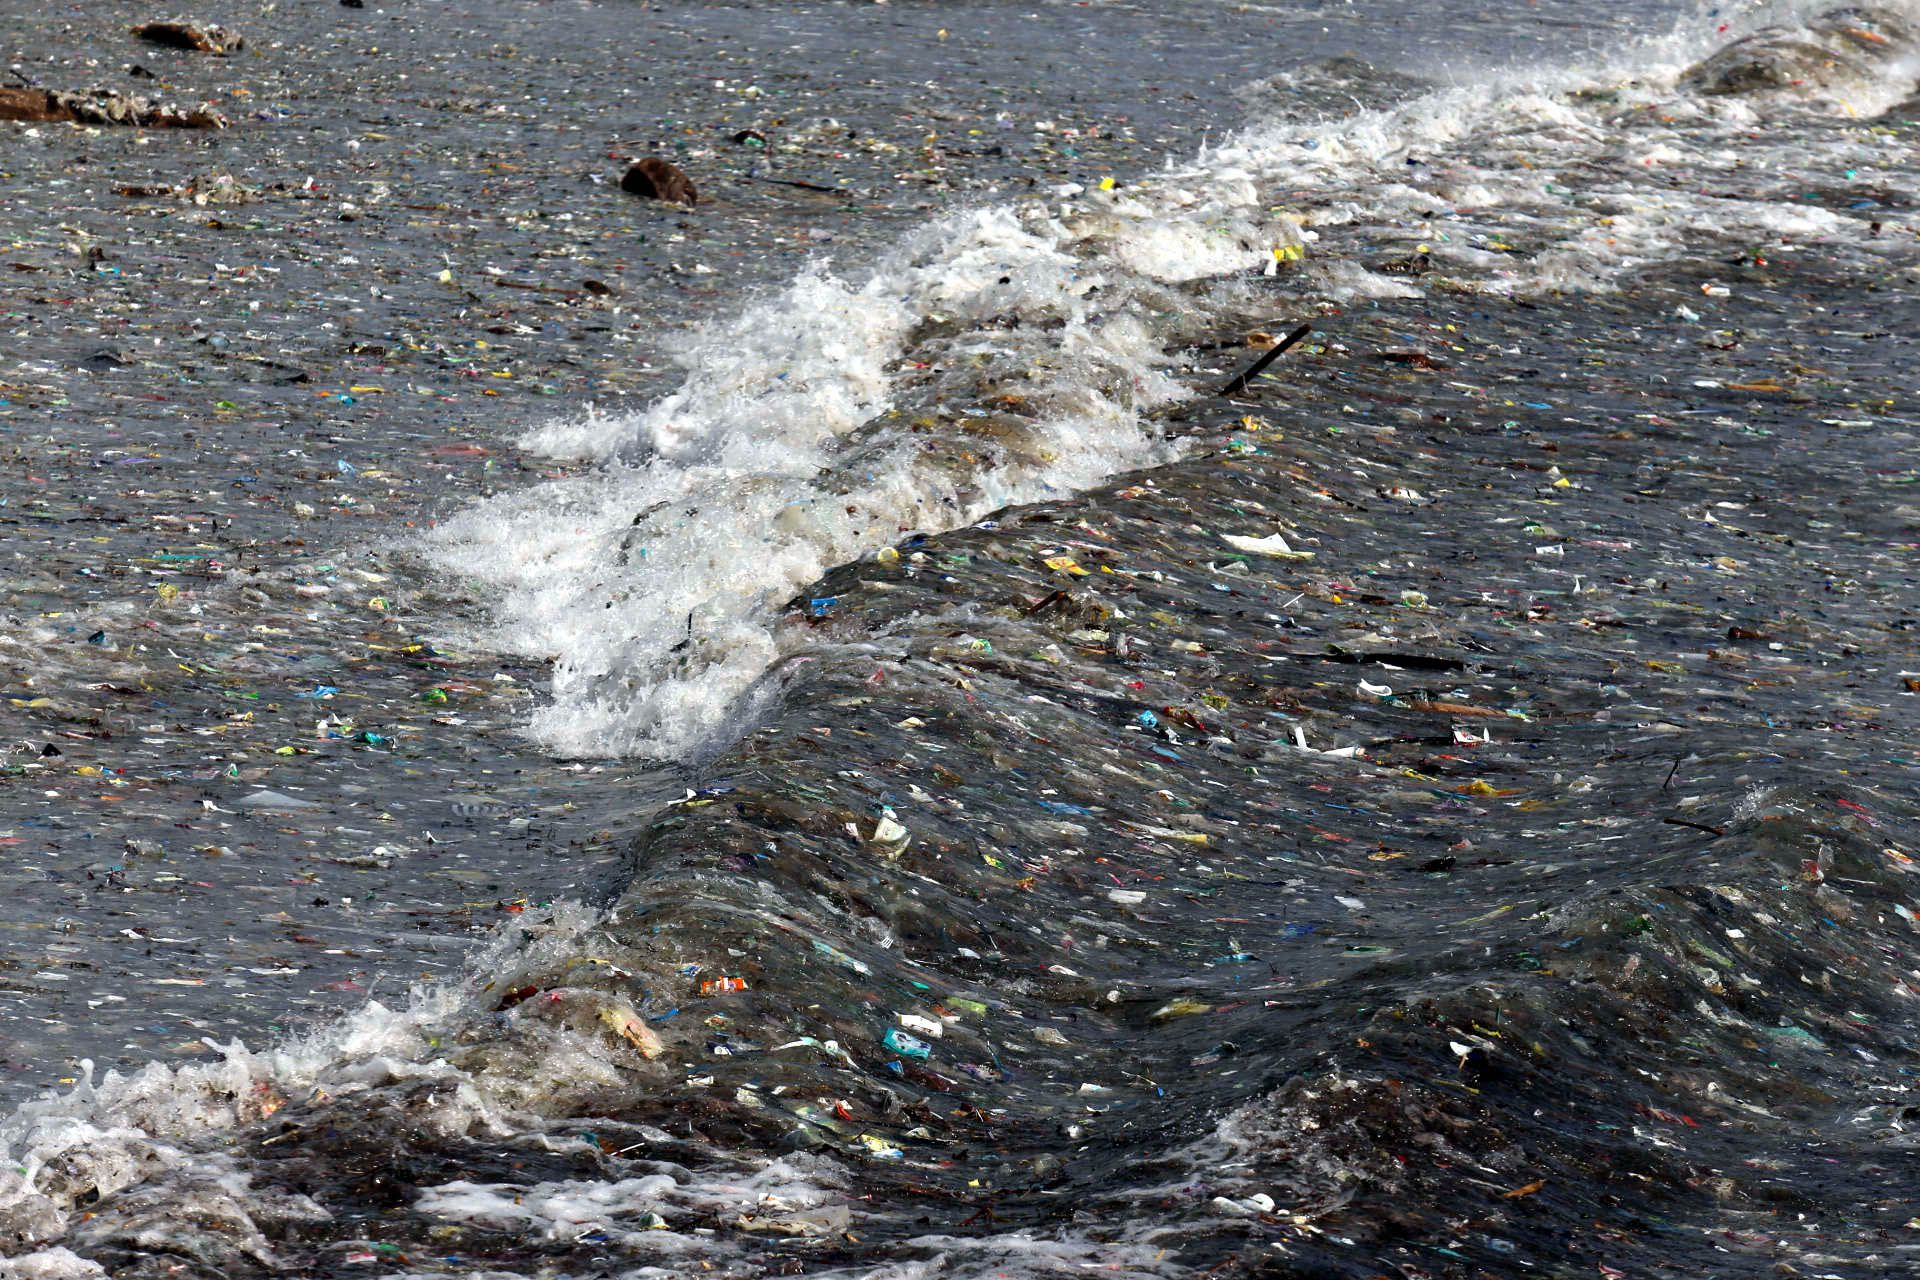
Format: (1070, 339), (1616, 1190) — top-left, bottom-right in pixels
(5, 0), (1920, 1276)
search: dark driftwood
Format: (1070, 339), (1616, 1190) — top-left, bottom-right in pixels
(0, 86), (224, 128)
(621, 157), (698, 206)
(131, 22), (245, 54)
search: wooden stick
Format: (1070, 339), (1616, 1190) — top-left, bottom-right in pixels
(751, 175), (849, 196)
(1662, 816), (1726, 838)
(1217, 323), (1312, 397)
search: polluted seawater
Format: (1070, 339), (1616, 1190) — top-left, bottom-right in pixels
(4, 1), (1920, 1277)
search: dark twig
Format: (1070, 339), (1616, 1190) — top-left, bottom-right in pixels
(1216, 322), (1312, 397)
(750, 174), (849, 196)
(1663, 816), (1726, 838)
(1022, 589), (1070, 619)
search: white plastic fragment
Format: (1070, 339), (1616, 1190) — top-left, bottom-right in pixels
(898, 1013), (944, 1039)
(1222, 531), (1314, 559)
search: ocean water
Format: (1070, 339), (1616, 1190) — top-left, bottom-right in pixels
(4, 1), (1920, 1276)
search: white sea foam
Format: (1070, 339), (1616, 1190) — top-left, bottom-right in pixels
(815, 1232), (1188, 1279)
(415, 1152), (851, 1253)
(0, 903), (606, 1250)
(0, 1248), (106, 1280)
(424, 203), (1208, 759)
(420, 0), (1915, 764)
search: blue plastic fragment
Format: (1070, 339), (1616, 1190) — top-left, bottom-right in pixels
(882, 1028), (932, 1060)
